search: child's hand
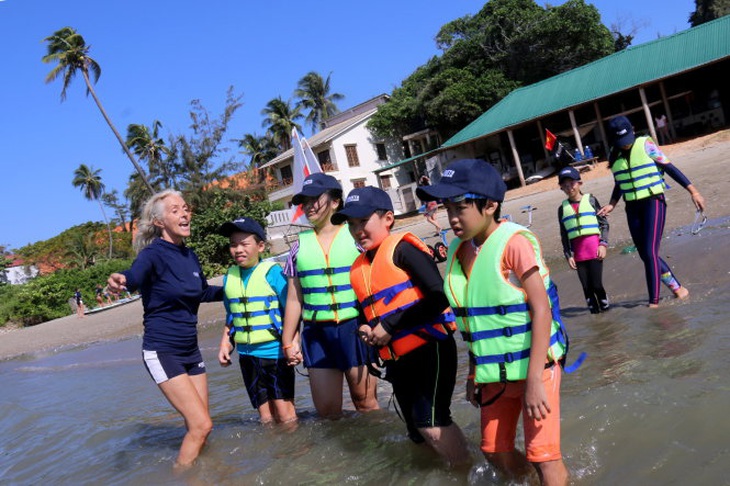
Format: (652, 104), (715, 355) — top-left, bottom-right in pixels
(524, 376), (551, 421)
(369, 324), (392, 347)
(284, 341), (303, 366)
(597, 245), (607, 260)
(567, 256), (577, 270)
(107, 273), (126, 292)
(218, 341), (233, 367)
(597, 204), (614, 217)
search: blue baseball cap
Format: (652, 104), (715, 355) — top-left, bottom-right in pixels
(218, 217), (266, 241)
(558, 166), (581, 182)
(608, 115), (635, 148)
(331, 186), (394, 225)
(416, 159), (507, 203)
(291, 173), (342, 205)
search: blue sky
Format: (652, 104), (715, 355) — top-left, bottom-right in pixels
(0, 0), (696, 251)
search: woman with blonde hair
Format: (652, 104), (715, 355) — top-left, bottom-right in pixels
(108, 189), (223, 468)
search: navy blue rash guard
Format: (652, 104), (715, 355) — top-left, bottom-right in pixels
(122, 238), (223, 353)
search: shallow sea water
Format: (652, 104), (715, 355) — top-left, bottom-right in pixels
(1, 222), (729, 485)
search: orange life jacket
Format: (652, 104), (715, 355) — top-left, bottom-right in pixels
(350, 232), (456, 361)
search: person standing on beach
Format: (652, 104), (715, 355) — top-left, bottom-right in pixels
(107, 189), (223, 468)
(418, 175), (442, 235)
(557, 167), (610, 314)
(280, 173), (379, 418)
(217, 217), (297, 425)
(418, 159), (570, 485)
(598, 116), (706, 308)
(654, 113), (673, 145)
(74, 288), (84, 318)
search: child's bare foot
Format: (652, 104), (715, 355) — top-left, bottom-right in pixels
(648, 303), (659, 309)
(674, 287), (689, 300)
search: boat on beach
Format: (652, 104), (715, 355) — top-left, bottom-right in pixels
(84, 295), (141, 315)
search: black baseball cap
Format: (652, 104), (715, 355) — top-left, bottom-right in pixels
(291, 173), (342, 205)
(416, 159), (507, 203)
(557, 166), (581, 182)
(218, 217), (266, 241)
(331, 186), (394, 225)
(608, 115), (636, 148)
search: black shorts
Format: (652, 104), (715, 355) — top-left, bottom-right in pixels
(385, 335), (457, 443)
(238, 355), (295, 410)
(142, 348), (206, 384)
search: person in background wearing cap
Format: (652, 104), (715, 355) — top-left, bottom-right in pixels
(557, 166), (610, 314)
(217, 217), (297, 425)
(280, 173), (379, 418)
(418, 159), (570, 485)
(332, 186), (470, 468)
(598, 115), (706, 308)
(107, 190), (224, 468)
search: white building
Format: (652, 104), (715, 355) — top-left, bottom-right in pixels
(260, 94), (425, 216)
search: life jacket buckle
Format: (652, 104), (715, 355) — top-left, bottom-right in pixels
(504, 352), (514, 363)
(503, 326), (513, 337)
(497, 305), (507, 316)
(322, 267), (336, 275)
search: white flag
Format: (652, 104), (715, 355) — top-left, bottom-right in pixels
(290, 128), (322, 224)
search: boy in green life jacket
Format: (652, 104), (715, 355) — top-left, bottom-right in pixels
(217, 218), (297, 425)
(418, 159), (570, 486)
(556, 166), (610, 314)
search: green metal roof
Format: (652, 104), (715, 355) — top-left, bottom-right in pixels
(442, 15), (730, 148)
(373, 149), (439, 173)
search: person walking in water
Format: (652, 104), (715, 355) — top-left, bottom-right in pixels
(557, 167), (610, 314)
(107, 189), (223, 468)
(280, 173), (379, 418)
(597, 116), (706, 307)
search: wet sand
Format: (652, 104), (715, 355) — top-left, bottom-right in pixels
(2, 130), (728, 361)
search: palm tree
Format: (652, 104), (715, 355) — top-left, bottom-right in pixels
(236, 133), (278, 168)
(42, 27), (154, 193)
(72, 164), (113, 259)
(126, 120), (172, 189)
(295, 71), (344, 133)
(261, 97), (303, 152)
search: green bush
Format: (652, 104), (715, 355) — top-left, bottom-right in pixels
(2, 259), (132, 327)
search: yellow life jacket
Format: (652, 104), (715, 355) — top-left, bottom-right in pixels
(560, 195), (600, 240)
(611, 136), (665, 201)
(224, 261), (282, 345)
(444, 222), (567, 383)
(296, 226), (360, 322)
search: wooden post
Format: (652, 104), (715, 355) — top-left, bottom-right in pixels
(659, 81), (676, 140)
(507, 130), (526, 187)
(640, 87), (658, 141)
(569, 110), (584, 156)
(593, 102), (609, 158)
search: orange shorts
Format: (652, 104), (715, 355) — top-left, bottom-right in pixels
(478, 364), (562, 463)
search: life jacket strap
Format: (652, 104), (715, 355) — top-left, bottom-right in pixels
(303, 300), (358, 312)
(360, 280), (414, 308)
(300, 284), (353, 294)
(453, 302), (530, 317)
(298, 265), (351, 277)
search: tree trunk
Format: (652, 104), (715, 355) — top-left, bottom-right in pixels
(82, 70), (155, 194)
(98, 199), (113, 259)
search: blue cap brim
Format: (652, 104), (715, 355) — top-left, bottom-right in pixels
(292, 187), (328, 205)
(331, 205), (380, 225)
(416, 183), (468, 201)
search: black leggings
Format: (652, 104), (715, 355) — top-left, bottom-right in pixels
(576, 259), (608, 313)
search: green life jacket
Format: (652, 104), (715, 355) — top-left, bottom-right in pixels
(444, 222), (567, 384)
(296, 226), (360, 322)
(224, 261), (282, 345)
(560, 195), (600, 240)
(611, 136), (665, 201)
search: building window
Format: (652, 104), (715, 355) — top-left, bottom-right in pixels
(318, 150), (337, 172)
(352, 178), (366, 189)
(280, 165), (293, 185)
(379, 175), (392, 190)
(345, 145), (360, 167)
(375, 143), (387, 161)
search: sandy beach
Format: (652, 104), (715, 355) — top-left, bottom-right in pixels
(2, 130), (728, 361)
